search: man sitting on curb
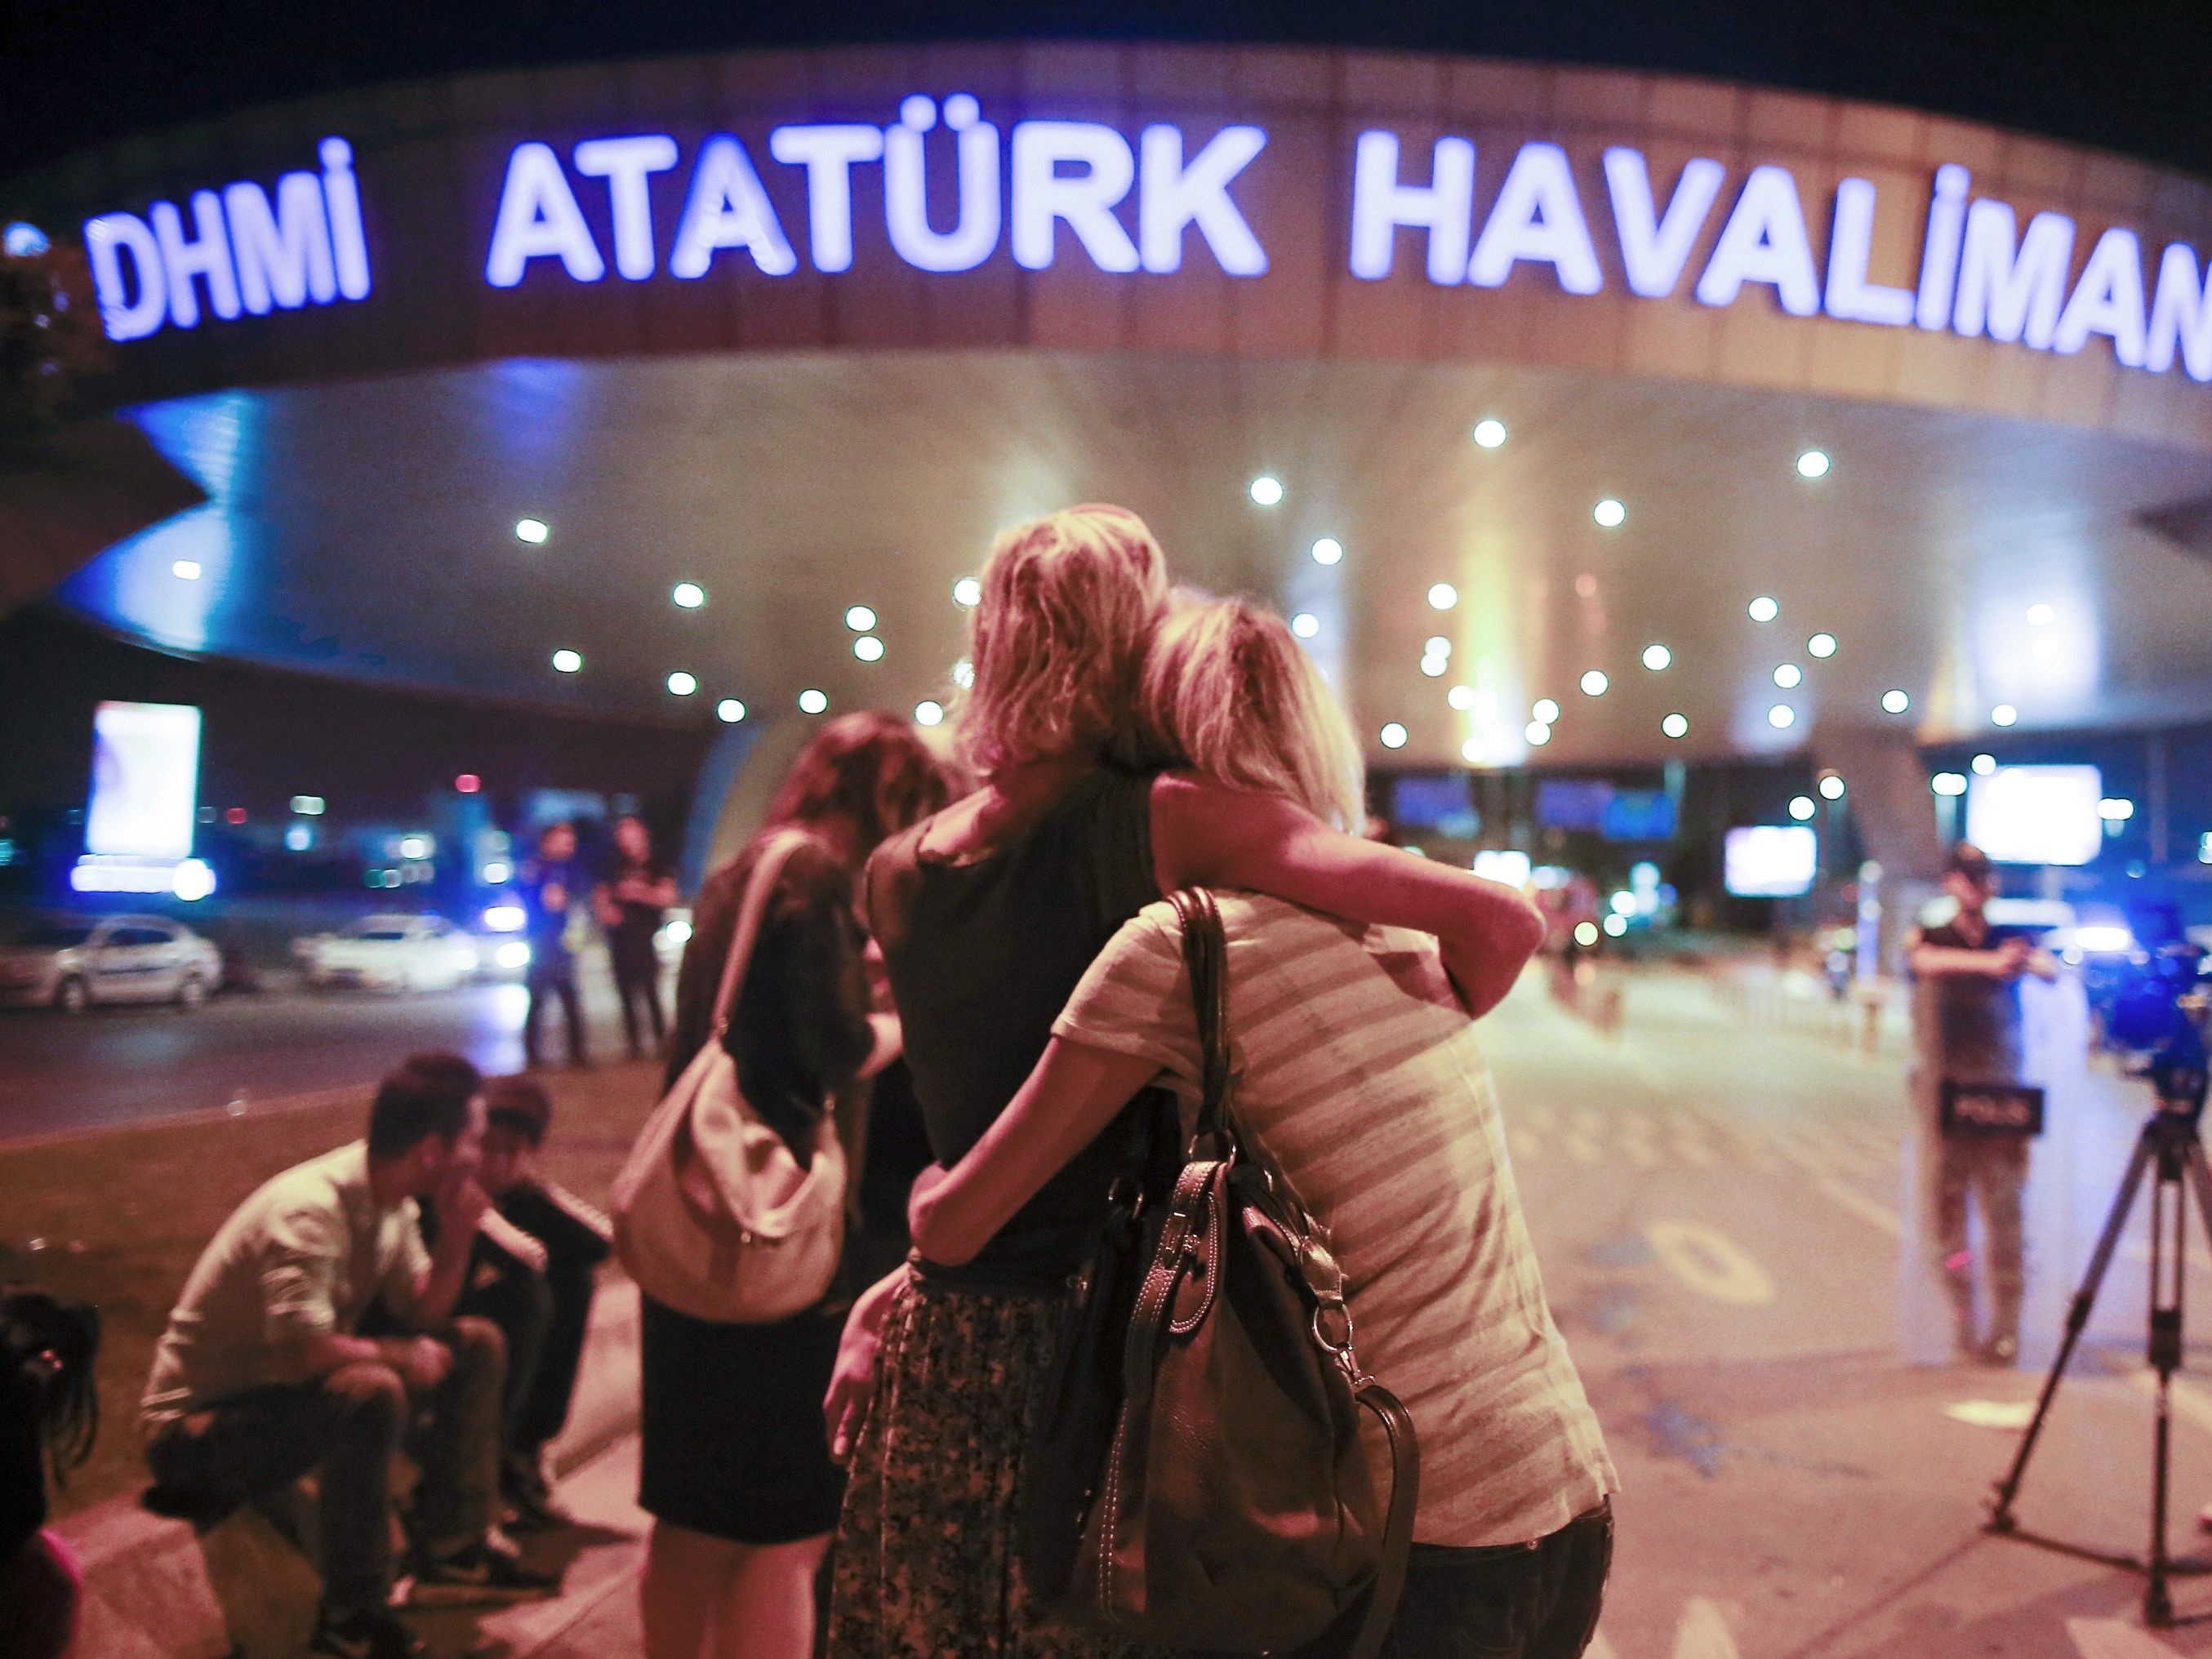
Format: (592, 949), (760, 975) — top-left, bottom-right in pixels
(463, 1074), (612, 1531)
(140, 1056), (560, 1659)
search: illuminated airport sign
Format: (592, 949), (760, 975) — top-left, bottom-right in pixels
(69, 102), (2212, 384)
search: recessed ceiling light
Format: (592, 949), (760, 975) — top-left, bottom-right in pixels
(1933, 772), (1968, 796)
(666, 671), (698, 696)
(1881, 688), (1911, 714)
(1461, 737), (1487, 763)
(1421, 655), (1448, 678)
(1593, 498), (1626, 528)
(1642, 643), (1671, 671)
(1580, 670), (1609, 696)
(1662, 713), (1689, 738)
(1291, 612), (1320, 638)
(845, 605), (877, 631)
(1427, 583), (1458, 611)
(1819, 774), (1845, 799)
(799, 688), (829, 714)
(1768, 704), (1796, 728)
(515, 518), (549, 544)
(1379, 722), (1409, 749)
(672, 582), (705, 609)
(1796, 449), (1831, 479)
(1972, 752), (1996, 775)
(915, 700), (945, 727)
(716, 699), (746, 723)
(1425, 635), (1451, 657)
(2027, 603), (2055, 626)
(551, 649), (581, 674)
(1249, 475), (1284, 506)
(854, 635), (885, 662)
(1472, 419), (1507, 449)
(1447, 684), (1475, 710)
(1533, 698), (1560, 724)
(1992, 704), (2018, 727)
(1774, 664), (1803, 688)
(1749, 595), (1779, 622)
(1524, 721), (1552, 746)
(171, 559), (203, 580)
(1807, 633), (1836, 658)
(1311, 536), (1344, 565)
(953, 577), (981, 607)
(1789, 795), (1816, 820)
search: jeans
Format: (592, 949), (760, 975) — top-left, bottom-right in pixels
(612, 945), (666, 1060)
(1293, 1501), (1613, 1659)
(145, 1317), (505, 1618)
(456, 1226), (599, 1479)
(523, 961), (587, 1068)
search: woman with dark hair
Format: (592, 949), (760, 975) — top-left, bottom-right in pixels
(639, 712), (950, 1659)
(2, 1289), (100, 1659)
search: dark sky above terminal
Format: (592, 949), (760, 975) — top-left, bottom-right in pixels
(2, 0), (2211, 180)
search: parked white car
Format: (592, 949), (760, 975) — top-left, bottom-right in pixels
(296, 914), (481, 993)
(0, 914), (224, 1012)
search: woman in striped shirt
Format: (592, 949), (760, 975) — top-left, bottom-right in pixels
(906, 595), (1618, 1659)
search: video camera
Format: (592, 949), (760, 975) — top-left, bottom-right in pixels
(2100, 945), (2211, 1122)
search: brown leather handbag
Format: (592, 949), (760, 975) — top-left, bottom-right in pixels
(1048, 887), (1421, 1658)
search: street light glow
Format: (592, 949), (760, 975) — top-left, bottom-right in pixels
(1643, 644), (1671, 670)
(1379, 722), (1409, 749)
(1428, 583), (1458, 611)
(1249, 475), (1284, 506)
(799, 688), (828, 714)
(1292, 612), (1320, 638)
(1662, 714), (1689, 738)
(1796, 449), (1831, 478)
(1311, 537), (1344, 565)
(716, 699), (746, 723)
(1472, 419), (1507, 449)
(515, 518), (549, 544)
(1749, 595), (1780, 622)
(666, 671), (697, 696)
(672, 582), (705, 608)
(1593, 498), (1626, 528)
(551, 649), (581, 673)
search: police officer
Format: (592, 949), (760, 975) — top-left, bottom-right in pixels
(1907, 843), (2058, 1363)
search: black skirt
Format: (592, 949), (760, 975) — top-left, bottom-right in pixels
(638, 1292), (847, 1544)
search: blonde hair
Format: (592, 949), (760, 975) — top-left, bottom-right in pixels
(1141, 593), (1366, 831)
(955, 505), (1170, 776)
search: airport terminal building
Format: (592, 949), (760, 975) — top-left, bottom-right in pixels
(7, 40), (2212, 920)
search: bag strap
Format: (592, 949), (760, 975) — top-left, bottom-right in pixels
(708, 829), (815, 1039)
(1346, 1381), (1422, 1659)
(1168, 887), (1232, 1147)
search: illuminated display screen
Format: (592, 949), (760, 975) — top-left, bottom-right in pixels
(1392, 774), (1479, 838)
(1965, 764), (2104, 866)
(1725, 825), (1818, 897)
(86, 701), (202, 861)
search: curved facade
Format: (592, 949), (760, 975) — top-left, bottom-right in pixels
(12, 42), (2212, 447)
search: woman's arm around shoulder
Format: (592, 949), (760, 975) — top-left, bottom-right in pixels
(1151, 771), (1546, 1017)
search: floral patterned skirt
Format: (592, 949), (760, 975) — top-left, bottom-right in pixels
(827, 1277), (1166, 1659)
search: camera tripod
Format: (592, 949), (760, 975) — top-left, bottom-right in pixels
(1987, 1089), (2212, 1627)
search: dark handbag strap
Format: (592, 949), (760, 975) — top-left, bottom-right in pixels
(1348, 1381), (1421, 1659)
(1165, 887), (1419, 1659)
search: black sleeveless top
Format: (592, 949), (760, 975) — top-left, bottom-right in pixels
(865, 767), (1158, 1288)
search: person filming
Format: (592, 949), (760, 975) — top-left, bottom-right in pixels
(1906, 842), (2058, 1365)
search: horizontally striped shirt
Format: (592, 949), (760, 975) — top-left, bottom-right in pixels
(1053, 892), (1617, 1546)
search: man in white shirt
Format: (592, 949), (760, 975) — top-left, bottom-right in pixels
(143, 1057), (558, 1659)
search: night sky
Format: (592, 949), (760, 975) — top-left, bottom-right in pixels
(2, 0), (2210, 180)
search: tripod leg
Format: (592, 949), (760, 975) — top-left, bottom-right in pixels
(1990, 1127), (2158, 1531)
(2147, 1161), (2183, 1626)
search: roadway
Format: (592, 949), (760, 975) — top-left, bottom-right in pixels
(0, 966), (646, 1137)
